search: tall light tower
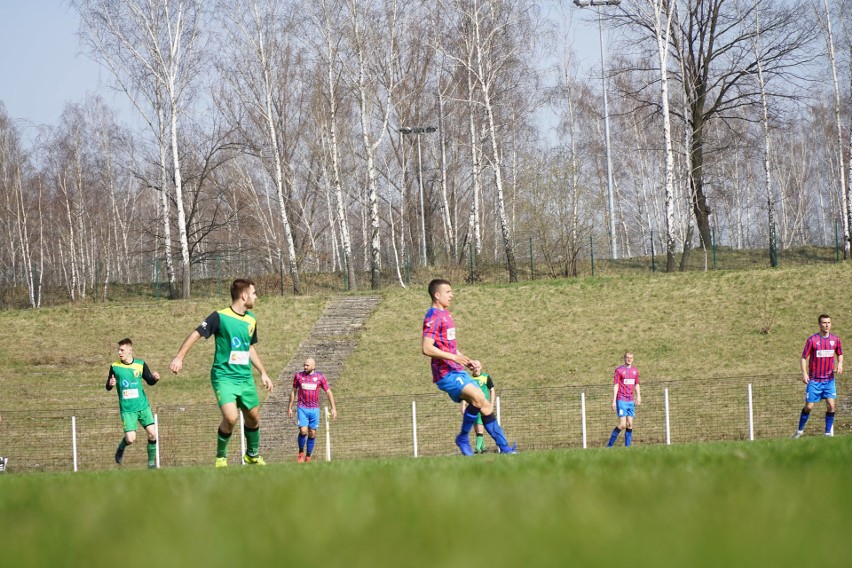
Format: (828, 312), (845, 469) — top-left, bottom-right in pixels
(399, 126), (437, 266)
(574, 0), (620, 260)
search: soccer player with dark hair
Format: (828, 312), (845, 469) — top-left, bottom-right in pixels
(288, 358), (337, 463)
(107, 338), (160, 468)
(607, 352), (641, 447)
(422, 278), (515, 455)
(792, 314), (843, 438)
(169, 279), (274, 467)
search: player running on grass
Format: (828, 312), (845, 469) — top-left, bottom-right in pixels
(792, 314), (843, 438)
(607, 352), (641, 447)
(107, 338), (160, 469)
(288, 358), (337, 462)
(170, 279), (273, 467)
(421, 278), (515, 455)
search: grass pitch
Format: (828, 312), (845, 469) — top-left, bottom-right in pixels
(1, 436), (850, 568)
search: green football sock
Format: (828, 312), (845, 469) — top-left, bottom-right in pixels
(147, 440), (157, 465)
(476, 434), (485, 451)
(217, 429), (232, 458)
(118, 439), (128, 451)
(245, 426), (260, 456)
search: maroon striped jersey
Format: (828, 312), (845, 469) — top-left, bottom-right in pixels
(614, 365), (640, 401)
(802, 333), (843, 380)
(423, 307), (465, 383)
(292, 371), (330, 408)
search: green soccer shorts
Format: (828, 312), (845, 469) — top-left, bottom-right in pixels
(121, 407), (155, 432)
(213, 378), (259, 410)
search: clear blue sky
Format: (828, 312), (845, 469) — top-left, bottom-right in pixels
(0, 1), (604, 136)
(0, 1), (118, 129)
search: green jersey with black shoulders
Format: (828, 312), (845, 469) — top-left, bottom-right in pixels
(473, 372), (493, 401)
(107, 358), (155, 413)
(196, 307), (258, 383)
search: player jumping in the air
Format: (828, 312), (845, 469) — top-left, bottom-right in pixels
(792, 314), (843, 438)
(107, 338), (160, 468)
(607, 352), (641, 447)
(421, 278), (515, 455)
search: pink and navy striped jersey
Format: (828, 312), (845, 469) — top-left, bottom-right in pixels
(802, 333), (843, 380)
(423, 307), (465, 383)
(292, 371), (330, 408)
(614, 365), (640, 401)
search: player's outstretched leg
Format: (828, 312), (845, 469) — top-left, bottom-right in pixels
(115, 439), (127, 464)
(481, 413), (515, 453)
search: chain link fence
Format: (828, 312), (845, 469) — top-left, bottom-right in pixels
(1, 375), (847, 474)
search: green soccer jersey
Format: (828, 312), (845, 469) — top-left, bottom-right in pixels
(197, 307), (258, 383)
(473, 372), (493, 401)
(107, 358), (153, 413)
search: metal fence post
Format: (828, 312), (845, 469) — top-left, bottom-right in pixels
(747, 384), (754, 441)
(411, 400), (419, 458)
(325, 406), (332, 462)
(664, 388), (671, 445)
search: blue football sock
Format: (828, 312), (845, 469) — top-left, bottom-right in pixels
(826, 412), (835, 434)
(460, 408), (480, 436)
(298, 433), (307, 452)
(797, 408), (811, 432)
(607, 428), (620, 447)
(481, 413), (510, 449)
(625, 428), (633, 447)
(306, 437), (316, 456)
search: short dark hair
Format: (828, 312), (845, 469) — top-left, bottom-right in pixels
(819, 314), (831, 323)
(118, 338), (133, 347)
(428, 278), (451, 301)
(231, 279), (256, 301)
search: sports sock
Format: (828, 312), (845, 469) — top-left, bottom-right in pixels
(118, 438), (128, 451)
(825, 412), (836, 434)
(306, 437), (316, 456)
(481, 413), (510, 450)
(625, 428), (633, 447)
(298, 433), (307, 452)
(607, 428), (620, 447)
(460, 407), (480, 436)
(245, 426), (260, 457)
(797, 407), (811, 432)
(475, 434), (485, 451)
(147, 440), (157, 464)
(217, 428), (232, 458)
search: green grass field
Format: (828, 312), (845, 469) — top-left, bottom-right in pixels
(1, 436), (850, 567)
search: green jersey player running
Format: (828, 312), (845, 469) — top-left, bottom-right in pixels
(107, 338), (160, 469)
(170, 279), (274, 467)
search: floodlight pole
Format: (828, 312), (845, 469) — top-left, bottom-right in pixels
(399, 126), (437, 266)
(574, 0), (619, 260)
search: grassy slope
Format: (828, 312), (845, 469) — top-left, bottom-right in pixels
(1, 436), (850, 567)
(1, 264), (851, 408)
(338, 264), (852, 397)
(0, 295), (327, 411)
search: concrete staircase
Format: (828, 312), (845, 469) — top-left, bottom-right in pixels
(262, 295), (382, 456)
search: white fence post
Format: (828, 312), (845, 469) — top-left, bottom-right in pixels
(71, 415), (78, 472)
(496, 396), (502, 424)
(325, 406), (331, 462)
(239, 412), (246, 465)
(154, 413), (161, 468)
(412, 400), (419, 458)
(581, 392), (587, 449)
(747, 384), (754, 441)
(664, 388), (671, 445)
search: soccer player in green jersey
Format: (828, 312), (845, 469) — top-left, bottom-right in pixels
(461, 368), (495, 453)
(107, 338), (160, 469)
(169, 279), (274, 468)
